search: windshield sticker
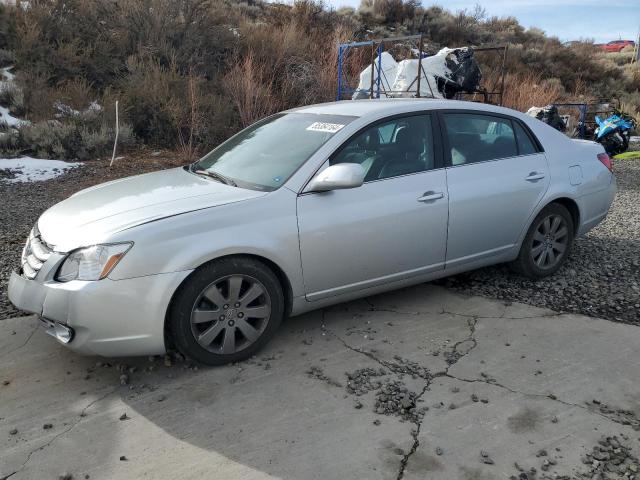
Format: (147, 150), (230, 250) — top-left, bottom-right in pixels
(306, 122), (345, 133)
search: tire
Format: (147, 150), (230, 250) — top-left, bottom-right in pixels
(169, 257), (284, 366)
(511, 203), (574, 279)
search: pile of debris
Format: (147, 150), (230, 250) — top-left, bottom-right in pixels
(353, 47), (482, 100)
(526, 105), (567, 132)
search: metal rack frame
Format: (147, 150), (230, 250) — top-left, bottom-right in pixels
(336, 36), (507, 105)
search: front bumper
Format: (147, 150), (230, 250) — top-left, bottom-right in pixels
(8, 269), (192, 357)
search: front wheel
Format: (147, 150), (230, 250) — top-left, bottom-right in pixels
(169, 257), (284, 365)
(511, 203), (574, 279)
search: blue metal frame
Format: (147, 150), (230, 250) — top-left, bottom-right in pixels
(336, 40), (383, 101)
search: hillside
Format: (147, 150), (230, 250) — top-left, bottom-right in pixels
(0, 0), (638, 160)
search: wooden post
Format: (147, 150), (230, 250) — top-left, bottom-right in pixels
(416, 35), (423, 98)
(110, 100), (119, 167)
(499, 45), (508, 106)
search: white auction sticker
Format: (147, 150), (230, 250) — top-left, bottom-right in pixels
(306, 122), (345, 133)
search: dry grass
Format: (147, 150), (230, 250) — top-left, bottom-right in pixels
(167, 71), (205, 161)
(224, 19), (353, 127)
(479, 70), (565, 111)
(223, 53), (280, 128)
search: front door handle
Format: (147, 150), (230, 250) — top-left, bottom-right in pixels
(525, 172), (546, 182)
(417, 191), (444, 203)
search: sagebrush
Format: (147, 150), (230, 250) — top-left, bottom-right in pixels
(0, 0), (638, 159)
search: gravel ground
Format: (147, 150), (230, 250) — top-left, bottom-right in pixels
(0, 150), (189, 319)
(1, 150), (638, 325)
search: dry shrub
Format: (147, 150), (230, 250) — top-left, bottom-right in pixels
(120, 55), (234, 155)
(15, 120), (134, 160)
(4, 0), (639, 158)
(0, 48), (14, 67)
(479, 70), (564, 112)
(0, 81), (24, 117)
(359, 0), (418, 26)
(622, 64), (640, 90)
(0, 129), (20, 155)
(167, 71), (205, 160)
(15, 69), (54, 121)
(223, 53), (279, 128)
(53, 78), (95, 113)
(225, 16), (353, 126)
(119, 57), (181, 146)
(315, 24), (353, 100)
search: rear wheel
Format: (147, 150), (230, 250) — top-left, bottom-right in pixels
(169, 257), (284, 365)
(512, 203), (574, 279)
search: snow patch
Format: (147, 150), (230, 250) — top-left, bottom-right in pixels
(1, 66), (15, 83)
(54, 100), (102, 119)
(0, 157), (82, 183)
(0, 105), (28, 127)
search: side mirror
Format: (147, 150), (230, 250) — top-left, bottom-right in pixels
(306, 163), (365, 192)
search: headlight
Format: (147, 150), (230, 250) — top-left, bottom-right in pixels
(56, 243), (132, 282)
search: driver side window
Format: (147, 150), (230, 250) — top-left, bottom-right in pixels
(331, 114), (434, 182)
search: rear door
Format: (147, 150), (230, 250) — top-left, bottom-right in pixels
(441, 111), (550, 268)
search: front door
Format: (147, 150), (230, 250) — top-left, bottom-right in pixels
(296, 113), (449, 301)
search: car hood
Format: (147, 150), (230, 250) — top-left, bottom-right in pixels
(38, 167), (267, 251)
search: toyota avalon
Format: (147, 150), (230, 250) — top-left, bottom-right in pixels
(8, 99), (616, 365)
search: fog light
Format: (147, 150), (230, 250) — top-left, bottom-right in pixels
(53, 323), (74, 344)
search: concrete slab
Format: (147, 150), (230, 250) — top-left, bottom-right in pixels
(1, 284), (639, 480)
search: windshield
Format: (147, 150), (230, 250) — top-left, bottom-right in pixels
(193, 113), (357, 191)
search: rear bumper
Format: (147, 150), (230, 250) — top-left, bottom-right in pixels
(8, 269), (192, 357)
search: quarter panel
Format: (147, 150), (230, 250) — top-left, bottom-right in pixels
(527, 122), (616, 237)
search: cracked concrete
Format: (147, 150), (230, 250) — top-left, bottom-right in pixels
(1, 284), (639, 480)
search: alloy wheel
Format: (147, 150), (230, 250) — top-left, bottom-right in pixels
(190, 274), (271, 354)
(530, 214), (569, 269)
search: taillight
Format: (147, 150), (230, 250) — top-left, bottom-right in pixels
(597, 153), (613, 172)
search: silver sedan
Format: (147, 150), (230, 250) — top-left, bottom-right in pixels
(8, 99), (616, 364)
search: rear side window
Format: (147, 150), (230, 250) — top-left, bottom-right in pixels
(513, 121), (538, 155)
(443, 113), (518, 166)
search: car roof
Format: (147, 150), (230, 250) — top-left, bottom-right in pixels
(287, 98), (523, 118)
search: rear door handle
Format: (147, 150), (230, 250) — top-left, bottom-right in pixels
(417, 191), (444, 203)
(525, 172), (545, 182)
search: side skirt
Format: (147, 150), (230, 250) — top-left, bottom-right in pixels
(290, 249), (517, 317)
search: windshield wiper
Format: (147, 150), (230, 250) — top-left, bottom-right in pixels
(192, 167), (237, 187)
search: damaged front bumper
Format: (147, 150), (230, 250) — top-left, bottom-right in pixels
(40, 316), (74, 344)
(8, 268), (192, 357)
